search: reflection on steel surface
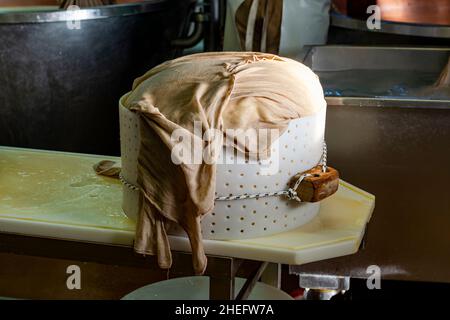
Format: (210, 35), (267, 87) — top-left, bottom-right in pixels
(331, 12), (450, 39)
(333, 0), (450, 26)
(303, 46), (450, 104)
(0, 0), (167, 23)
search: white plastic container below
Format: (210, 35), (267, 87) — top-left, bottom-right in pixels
(121, 276), (293, 300)
(119, 94), (326, 240)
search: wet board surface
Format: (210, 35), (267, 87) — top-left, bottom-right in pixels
(0, 146), (375, 265)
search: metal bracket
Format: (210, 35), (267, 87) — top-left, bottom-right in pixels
(171, 12), (208, 48)
(235, 262), (269, 300)
(299, 274), (350, 300)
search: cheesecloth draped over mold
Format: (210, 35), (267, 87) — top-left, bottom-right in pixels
(122, 52), (326, 274)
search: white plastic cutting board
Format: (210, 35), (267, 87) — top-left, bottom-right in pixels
(0, 147), (375, 265)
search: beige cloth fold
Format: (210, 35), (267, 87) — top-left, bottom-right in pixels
(435, 57), (449, 87)
(122, 52), (325, 274)
(235, 0), (283, 53)
(93, 160), (121, 178)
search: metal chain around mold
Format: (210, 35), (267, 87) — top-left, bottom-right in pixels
(214, 141), (327, 202)
(120, 141), (328, 203)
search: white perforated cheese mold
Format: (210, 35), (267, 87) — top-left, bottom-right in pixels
(119, 94), (326, 240)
